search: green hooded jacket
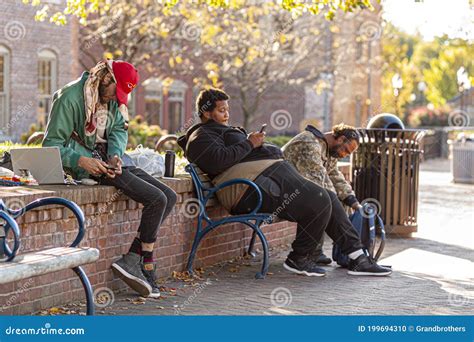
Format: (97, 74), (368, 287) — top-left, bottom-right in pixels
(42, 72), (128, 180)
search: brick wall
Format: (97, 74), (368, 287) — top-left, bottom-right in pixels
(0, 176), (297, 315)
(0, 0), (76, 140)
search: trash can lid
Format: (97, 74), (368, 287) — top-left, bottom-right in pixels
(367, 113), (405, 130)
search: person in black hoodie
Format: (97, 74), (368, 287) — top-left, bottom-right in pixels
(178, 88), (391, 277)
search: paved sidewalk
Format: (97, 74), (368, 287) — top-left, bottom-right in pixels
(66, 159), (474, 315)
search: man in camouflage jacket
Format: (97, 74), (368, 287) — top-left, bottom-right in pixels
(282, 123), (362, 264)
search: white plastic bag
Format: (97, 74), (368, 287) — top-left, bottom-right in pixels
(127, 145), (165, 177)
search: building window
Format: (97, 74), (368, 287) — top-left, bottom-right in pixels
(143, 78), (163, 126)
(168, 80), (188, 133)
(0, 45), (10, 132)
(38, 49), (57, 127)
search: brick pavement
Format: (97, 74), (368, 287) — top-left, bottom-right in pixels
(60, 159), (474, 316)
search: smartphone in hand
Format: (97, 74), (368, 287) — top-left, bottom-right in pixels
(259, 124), (267, 133)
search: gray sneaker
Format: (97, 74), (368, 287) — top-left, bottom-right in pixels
(111, 253), (152, 296)
(142, 261), (161, 298)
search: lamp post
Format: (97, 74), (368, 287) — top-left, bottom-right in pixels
(392, 73), (403, 116)
(417, 81), (426, 106)
(457, 67), (471, 112)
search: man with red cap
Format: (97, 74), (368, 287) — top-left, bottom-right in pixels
(43, 60), (177, 298)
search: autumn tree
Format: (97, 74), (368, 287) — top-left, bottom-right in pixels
(26, 0), (379, 128)
(380, 22), (422, 119)
(422, 37), (473, 107)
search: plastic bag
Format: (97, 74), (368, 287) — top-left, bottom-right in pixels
(127, 145), (165, 177)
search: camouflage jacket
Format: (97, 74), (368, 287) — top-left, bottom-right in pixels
(282, 125), (358, 207)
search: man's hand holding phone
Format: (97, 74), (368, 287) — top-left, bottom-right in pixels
(105, 155), (123, 178)
(247, 124), (267, 148)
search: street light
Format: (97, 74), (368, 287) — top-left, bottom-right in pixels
(457, 67), (471, 112)
(392, 73), (403, 115)
(417, 81), (426, 106)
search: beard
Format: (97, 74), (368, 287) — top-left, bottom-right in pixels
(98, 84), (109, 104)
(329, 144), (342, 158)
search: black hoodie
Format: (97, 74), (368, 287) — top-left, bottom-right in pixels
(177, 120), (283, 178)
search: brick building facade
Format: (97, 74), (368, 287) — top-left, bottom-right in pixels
(0, 0), (80, 142)
(0, 2), (381, 141)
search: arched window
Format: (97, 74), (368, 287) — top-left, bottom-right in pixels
(143, 78), (163, 125)
(0, 45), (10, 131)
(37, 49), (57, 126)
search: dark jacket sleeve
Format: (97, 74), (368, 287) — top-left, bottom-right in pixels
(187, 129), (254, 176)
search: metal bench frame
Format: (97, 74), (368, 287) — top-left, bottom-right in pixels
(0, 197), (95, 315)
(185, 164), (273, 279)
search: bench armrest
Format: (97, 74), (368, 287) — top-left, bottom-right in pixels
(207, 178), (263, 214)
(0, 210), (21, 261)
(2, 197), (86, 248)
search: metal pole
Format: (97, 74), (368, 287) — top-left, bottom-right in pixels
(0, 223), (5, 259)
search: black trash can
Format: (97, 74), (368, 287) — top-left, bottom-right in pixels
(352, 114), (425, 236)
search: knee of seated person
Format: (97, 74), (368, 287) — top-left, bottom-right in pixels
(166, 189), (178, 207)
(148, 190), (168, 207)
(315, 188), (332, 210)
(300, 186), (331, 204)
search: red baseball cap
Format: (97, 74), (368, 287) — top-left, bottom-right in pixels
(112, 60), (139, 106)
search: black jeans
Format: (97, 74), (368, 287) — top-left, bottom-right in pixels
(98, 166), (177, 243)
(233, 161), (363, 256)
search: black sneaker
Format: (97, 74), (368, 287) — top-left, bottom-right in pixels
(347, 254), (392, 276)
(142, 261), (161, 298)
(111, 252), (152, 296)
(310, 251), (332, 265)
(283, 254), (326, 277)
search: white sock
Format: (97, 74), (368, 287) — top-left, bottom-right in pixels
(348, 249), (365, 260)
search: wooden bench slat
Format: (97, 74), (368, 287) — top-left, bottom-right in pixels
(0, 247), (99, 284)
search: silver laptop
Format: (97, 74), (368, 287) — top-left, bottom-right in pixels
(10, 147), (65, 185)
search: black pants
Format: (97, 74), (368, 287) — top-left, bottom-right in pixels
(98, 166), (177, 243)
(233, 161), (363, 256)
